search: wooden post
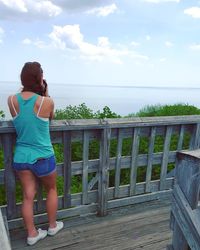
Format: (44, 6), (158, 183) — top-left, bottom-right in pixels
(0, 209), (11, 250)
(82, 130), (89, 204)
(114, 128), (123, 198)
(63, 131), (71, 208)
(170, 149), (200, 249)
(98, 127), (111, 216)
(2, 134), (16, 220)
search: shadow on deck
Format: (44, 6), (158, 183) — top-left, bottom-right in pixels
(10, 197), (172, 250)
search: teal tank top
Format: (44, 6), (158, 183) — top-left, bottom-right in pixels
(13, 93), (54, 164)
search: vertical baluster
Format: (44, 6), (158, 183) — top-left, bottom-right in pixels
(160, 126), (173, 190)
(2, 134), (16, 219)
(145, 127), (156, 193)
(63, 131), (71, 208)
(130, 127), (140, 196)
(82, 130), (89, 205)
(177, 125), (185, 151)
(114, 129), (123, 198)
(36, 181), (44, 213)
(98, 127), (111, 216)
(189, 123), (200, 150)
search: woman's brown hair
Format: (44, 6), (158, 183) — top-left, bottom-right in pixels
(20, 62), (45, 95)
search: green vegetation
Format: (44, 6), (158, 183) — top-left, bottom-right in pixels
(0, 103), (199, 205)
(54, 103), (120, 120)
(127, 103), (200, 117)
(0, 110), (5, 120)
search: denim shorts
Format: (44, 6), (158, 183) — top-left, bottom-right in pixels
(13, 155), (56, 177)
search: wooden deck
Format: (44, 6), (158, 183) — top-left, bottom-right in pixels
(9, 197), (172, 250)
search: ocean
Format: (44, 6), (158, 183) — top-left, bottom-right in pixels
(1, 82), (200, 119)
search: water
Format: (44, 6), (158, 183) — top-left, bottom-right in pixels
(1, 82), (200, 119)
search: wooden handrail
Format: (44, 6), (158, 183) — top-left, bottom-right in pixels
(1, 116), (200, 231)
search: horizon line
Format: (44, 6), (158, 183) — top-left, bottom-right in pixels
(2, 81), (200, 90)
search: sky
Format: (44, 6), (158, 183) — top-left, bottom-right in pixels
(1, 0), (200, 89)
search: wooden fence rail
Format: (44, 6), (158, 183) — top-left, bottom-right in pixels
(168, 149), (200, 250)
(1, 116), (200, 230)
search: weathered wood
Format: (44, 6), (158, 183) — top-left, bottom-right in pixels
(172, 185), (200, 249)
(0, 151), (177, 185)
(114, 128), (123, 198)
(0, 209), (11, 250)
(98, 127), (111, 216)
(177, 125), (185, 150)
(2, 116), (200, 134)
(160, 126), (173, 190)
(82, 130), (89, 204)
(0, 116), (199, 233)
(63, 131), (71, 208)
(170, 149), (200, 249)
(9, 198), (172, 250)
(2, 134), (16, 219)
(36, 180), (45, 212)
(189, 123), (200, 150)
(130, 127), (140, 196)
(145, 126), (156, 192)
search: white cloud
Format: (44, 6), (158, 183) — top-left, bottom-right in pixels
(0, 0), (62, 20)
(22, 38), (31, 45)
(51, 0), (112, 12)
(165, 41), (173, 48)
(0, 0), (27, 12)
(142, 0), (180, 3)
(47, 24), (149, 64)
(131, 41), (140, 47)
(160, 57), (166, 62)
(22, 37), (48, 49)
(146, 35), (151, 41)
(86, 3), (117, 17)
(189, 43), (200, 50)
(0, 26), (4, 43)
(184, 7), (200, 19)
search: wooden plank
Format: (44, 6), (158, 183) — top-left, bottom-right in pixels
(98, 127), (111, 216)
(82, 130), (89, 204)
(114, 128), (123, 198)
(2, 116), (200, 134)
(108, 189), (172, 209)
(36, 180), (45, 213)
(0, 209), (11, 250)
(2, 134), (17, 219)
(171, 185), (200, 249)
(189, 123), (200, 150)
(9, 197), (172, 250)
(145, 127), (156, 192)
(160, 126), (173, 190)
(2, 177), (174, 223)
(177, 125), (185, 150)
(63, 131), (71, 208)
(130, 127), (140, 196)
(88, 173), (99, 191)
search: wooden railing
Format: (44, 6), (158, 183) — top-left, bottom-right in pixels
(1, 116), (200, 230)
(168, 149), (200, 250)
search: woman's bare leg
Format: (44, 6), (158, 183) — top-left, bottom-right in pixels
(17, 170), (38, 237)
(40, 171), (58, 228)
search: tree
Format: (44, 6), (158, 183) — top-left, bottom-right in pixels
(94, 106), (121, 119)
(54, 103), (95, 120)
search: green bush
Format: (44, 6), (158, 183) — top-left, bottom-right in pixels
(127, 103), (200, 117)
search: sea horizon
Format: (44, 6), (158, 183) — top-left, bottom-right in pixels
(2, 82), (200, 120)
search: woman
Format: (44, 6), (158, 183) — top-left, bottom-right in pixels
(7, 62), (63, 246)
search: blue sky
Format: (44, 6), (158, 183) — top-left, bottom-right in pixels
(1, 0), (200, 88)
